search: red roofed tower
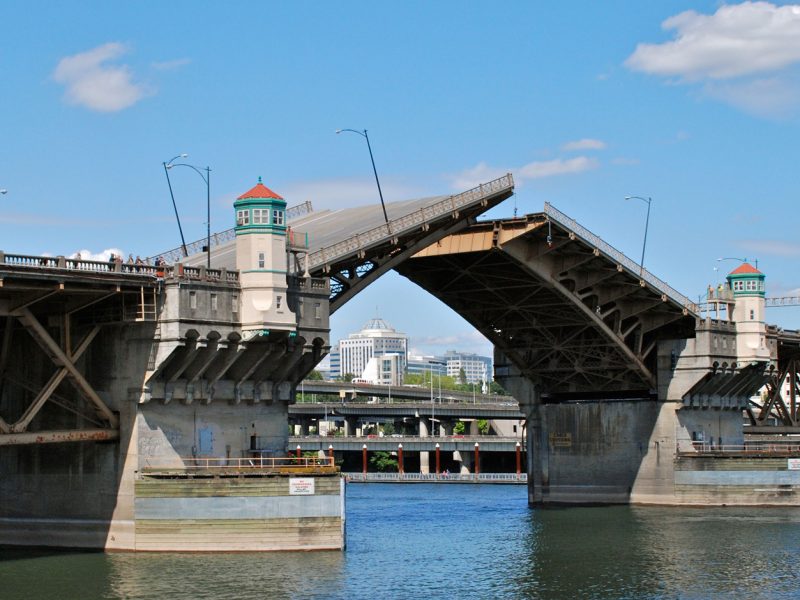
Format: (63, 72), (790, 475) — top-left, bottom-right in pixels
(726, 263), (769, 362)
(234, 177), (295, 333)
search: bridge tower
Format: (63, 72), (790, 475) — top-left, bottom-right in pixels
(234, 177), (295, 333)
(727, 263), (769, 363)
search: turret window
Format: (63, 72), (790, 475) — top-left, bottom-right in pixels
(258, 252), (265, 269)
(733, 281), (744, 291)
(253, 209), (269, 224)
(745, 280), (757, 291)
(237, 210), (250, 226)
(273, 210), (284, 226)
(750, 309), (755, 320)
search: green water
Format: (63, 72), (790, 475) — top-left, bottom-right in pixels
(3, 484), (800, 599)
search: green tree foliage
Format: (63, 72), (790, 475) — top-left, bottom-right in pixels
(381, 421), (395, 435)
(307, 370), (323, 380)
(370, 451), (398, 472)
(458, 368), (467, 385)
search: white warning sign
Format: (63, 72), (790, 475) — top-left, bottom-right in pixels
(289, 477), (315, 495)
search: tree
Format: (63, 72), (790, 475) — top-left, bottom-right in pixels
(458, 368), (467, 385)
(370, 451), (398, 472)
(382, 421), (395, 435)
(489, 381), (508, 395)
(307, 370), (323, 381)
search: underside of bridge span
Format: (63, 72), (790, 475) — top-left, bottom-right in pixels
(396, 208), (697, 398)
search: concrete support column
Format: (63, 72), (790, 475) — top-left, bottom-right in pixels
(458, 450), (472, 474)
(469, 419), (480, 436)
(419, 417), (430, 474)
(440, 419), (453, 437)
(300, 420), (309, 436)
(344, 417), (357, 437)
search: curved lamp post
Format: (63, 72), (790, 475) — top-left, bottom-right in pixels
(166, 159), (212, 269)
(336, 128), (389, 224)
(163, 154), (189, 257)
(625, 195), (652, 276)
(0, 189), (7, 195)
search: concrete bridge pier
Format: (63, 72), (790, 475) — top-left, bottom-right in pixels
(419, 417), (430, 474)
(344, 416), (357, 437)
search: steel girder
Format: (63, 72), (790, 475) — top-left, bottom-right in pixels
(312, 185), (515, 314)
(397, 215), (695, 396)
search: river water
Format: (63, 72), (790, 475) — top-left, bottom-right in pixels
(3, 483), (800, 599)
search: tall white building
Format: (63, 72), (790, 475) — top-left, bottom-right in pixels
(441, 350), (492, 385)
(339, 317), (408, 380)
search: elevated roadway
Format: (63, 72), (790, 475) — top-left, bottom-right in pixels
(291, 435), (521, 452)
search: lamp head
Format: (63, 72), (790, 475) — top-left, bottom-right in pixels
(335, 129), (342, 134)
(0, 189), (7, 195)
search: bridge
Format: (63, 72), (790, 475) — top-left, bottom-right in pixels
(3, 170), (800, 552)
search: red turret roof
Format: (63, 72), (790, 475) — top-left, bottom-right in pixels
(237, 177), (283, 200)
(729, 263), (762, 275)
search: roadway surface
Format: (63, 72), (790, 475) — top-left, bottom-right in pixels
(290, 401), (523, 420)
(180, 194), (450, 270)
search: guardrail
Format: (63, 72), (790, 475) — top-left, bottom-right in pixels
(296, 382), (517, 405)
(0, 252), (240, 284)
(307, 174), (513, 272)
(143, 456), (335, 472)
(684, 442), (800, 455)
(343, 472), (527, 483)
(543, 202), (699, 314)
(148, 200), (315, 264)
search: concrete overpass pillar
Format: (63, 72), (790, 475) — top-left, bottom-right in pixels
(419, 417), (430, 474)
(469, 419), (480, 436)
(440, 419), (453, 436)
(300, 420), (309, 436)
(457, 450), (473, 474)
(344, 417), (357, 437)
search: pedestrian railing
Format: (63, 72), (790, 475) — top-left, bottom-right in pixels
(543, 202), (699, 315)
(307, 174), (513, 273)
(683, 442), (800, 455)
(343, 472), (527, 483)
(142, 455), (337, 474)
(148, 200), (315, 265)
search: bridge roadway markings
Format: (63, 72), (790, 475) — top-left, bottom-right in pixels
(289, 435), (523, 452)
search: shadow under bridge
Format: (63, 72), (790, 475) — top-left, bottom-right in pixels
(395, 203), (698, 399)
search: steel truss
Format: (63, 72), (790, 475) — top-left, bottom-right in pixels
(397, 215), (695, 395)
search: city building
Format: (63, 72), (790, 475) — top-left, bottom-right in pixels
(360, 353), (404, 385)
(407, 354), (447, 378)
(440, 350), (492, 385)
(339, 317), (408, 380)
(315, 344), (340, 380)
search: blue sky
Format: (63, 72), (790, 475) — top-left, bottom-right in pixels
(2, 1), (800, 357)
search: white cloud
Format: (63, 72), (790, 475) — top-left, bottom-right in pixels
(53, 43), (151, 112)
(562, 138), (607, 151)
(626, 2), (800, 80)
(449, 156), (599, 191)
(518, 157), (599, 179)
(448, 162), (511, 191)
(704, 76), (800, 118)
(71, 248), (126, 261)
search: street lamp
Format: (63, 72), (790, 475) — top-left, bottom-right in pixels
(166, 159), (212, 269)
(625, 195), (652, 276)
(336, 128), (389, 224)
(163, 154), (188, 257)
(0, 189), (7, 195)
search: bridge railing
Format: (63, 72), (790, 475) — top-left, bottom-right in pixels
(307, 173), (513, 272)
(543, 202), (699, 314)
(147, 200), (315, 264)
(0, 252), (240, 283)
(142, 455), (335, 472)
(684, 441), (800, 455)
(343, 472), (527, 483)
